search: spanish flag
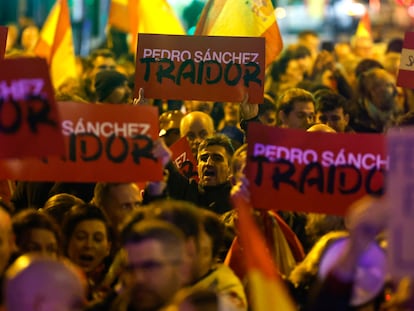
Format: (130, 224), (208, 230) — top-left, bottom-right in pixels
(34, 0), (77, 89)
(233, 193), (296, 311)
(195, 0), (283, 67)
(355, 11), (372, 38)
(108, 0), (185, 52)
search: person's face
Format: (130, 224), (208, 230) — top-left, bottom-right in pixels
(21, 228), (58, 258)
(300, 35), (320, 59)
(0, 216), (14, 274)
(21, 26), (39, 51)
(123, 239), (185, 311)
(197, 145), (231, 187)
(354, 37), (373, 59)
(181, 116), (214, 158)
(223, 102), (240, 122)
(105, 183), (142, 229)
(91, 56), (117, 79)
(317, 108), (349, 133)
(259, 110), (277, 126)
(105, 81), (132, 104)
(67, 220), (111, 274)
(280, 101), (315, 130)
(369, 72), (397, 112)
(284, 59), (303, 84)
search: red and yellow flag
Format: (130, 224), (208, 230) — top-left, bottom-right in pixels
(233, 194), (296, 311)
(108, 0), (185, 52)
(355, 11), (372, 38)
(195, 0), (283, 67)
(34, 0), (77, 89)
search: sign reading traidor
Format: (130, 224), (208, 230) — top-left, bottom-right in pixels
(0, 102), (163, 182)
(246, 123), (386, 215)
(0, 57), (65, 158)
(135, 34), (265, 103)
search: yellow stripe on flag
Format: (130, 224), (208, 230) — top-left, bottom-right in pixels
(356, 11), (372, 38)
(195, 0), (283, 67)
(34, 0), (77, 89)
(233, 193), (296, 311)
(108, 0), (185, 53)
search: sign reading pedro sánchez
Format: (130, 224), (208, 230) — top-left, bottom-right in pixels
(135, 34), (265, 103)
(0, 102), (163, 183)
(246, 123), (387, 216)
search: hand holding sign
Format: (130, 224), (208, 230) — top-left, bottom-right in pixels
(240, 93), (259, 120)
(133, 88), (148, 105)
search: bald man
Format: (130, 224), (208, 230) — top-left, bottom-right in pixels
(180, 111), (215, 158)
(4, 255), (86, 311)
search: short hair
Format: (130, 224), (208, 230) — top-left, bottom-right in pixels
(314, 89), (348, 113)
(298, 30), (319, 40)
(84, 49), (116, 72)
(277, 88), (315, 115)
(198, 134), (235, 159)
(62, 203), (113, 253)
(122, 219), (185, 257)
(355, 58), (384, 79)
(151, 199), (202, 241)
(93, 182), (117, 208)
(93, 182), (139, 209)
(12, 210), (61, 252)
(42, 193), (84, 226)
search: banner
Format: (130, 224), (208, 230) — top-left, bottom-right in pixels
(246, 123), (386, 215)
(397, 32), (414, 89)
(0, 26), (7, 59)
(387, 128), (414, 278)
(0, 57), (64, 158)
(135, 34), (265, 103)
(0, 102), (163, 182)
(169, 136), (198, 181)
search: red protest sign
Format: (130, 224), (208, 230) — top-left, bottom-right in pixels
(135, 34), (265, 103)
(0, 102), (163, 182)
(0, 26), (7, 59)
(397, 32), (414, 89)
(246, 123), (386, 216)
(170, 136), (198, 181)
(0, 57), (65, 158)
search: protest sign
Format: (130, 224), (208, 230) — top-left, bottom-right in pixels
(387, 128), (414, 278)
(397, 32), (414, 89)
(0, 102), (163, 182)
(170, 136), (198, 180)
(135, 34), (265, 103)
(0, 57), (64, 158)
(246, 123), (386, 215)
(0, 26), (7, 59)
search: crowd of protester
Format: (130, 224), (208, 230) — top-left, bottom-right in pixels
(0, 21), (413, 311)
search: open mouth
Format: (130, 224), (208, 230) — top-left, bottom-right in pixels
(203, 169), (216, 177)
(78, 254), (95, 265)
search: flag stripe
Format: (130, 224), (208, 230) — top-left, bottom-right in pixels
(34, 0), (77, 89)
(195, 0), (282, 67)
(234, 194), (296, 311)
